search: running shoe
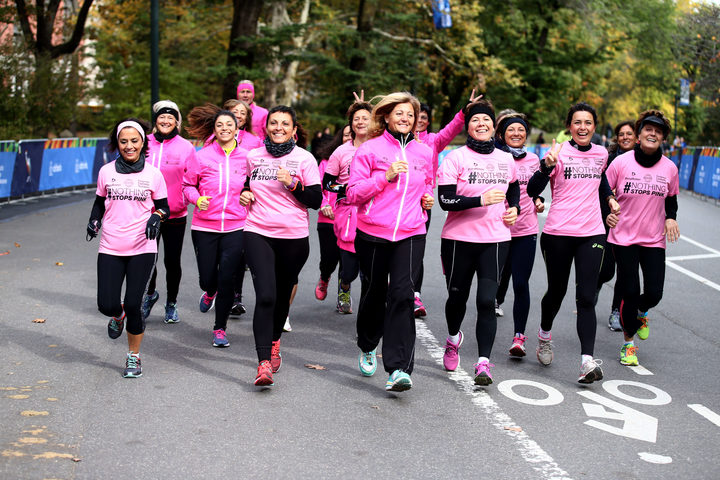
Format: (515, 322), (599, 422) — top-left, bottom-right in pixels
(414, 293), (427, 318)
(443, 331), (463, 371)
(620, 344), (639, 366)
(358, 349), (377, 376)
(164, 302), (179, 324)
(230, 293), (246, 316)
(283, 316), (292, 332)
(199, 292), (216, 313)
(495, 300), (504, 317)
(254, 360), (274, 386)
(578, 358), (604, 384)
(637, 311), (649, 340)
(107, 310), (126, 339)
(385, 370), (412, 392)
(536, 337), (553, 366)
(271, 340), (282, 373)
(212, 328), (229, 348)
(123, 352), (142, 378)
(315, 277), (329, 301)
(509, 334), (527, 357)
(337, 285), (352, 314)
(474, 360), (494, 386)
(141, 291), (159, 320)
(608, 308), (622, 331)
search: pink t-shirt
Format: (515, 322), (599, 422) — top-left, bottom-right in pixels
(606, 151), (679, 248)
(326, 141), (357, 185)
(244, 146), (321, 239)
(438, 146), (517, 243)
(542, 142), (608, 237)
(317, 158), (336, 225)
(96, 161), (168, 256)
(509, 152), (540, 237)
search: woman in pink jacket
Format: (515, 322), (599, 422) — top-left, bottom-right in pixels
(183, 104), (248, 349)
(346, 92), (434, 392)
(141, 100), (196, 324)
(239, 105), (322, 387)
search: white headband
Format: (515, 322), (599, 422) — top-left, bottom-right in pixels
(116, 121), (146, 141)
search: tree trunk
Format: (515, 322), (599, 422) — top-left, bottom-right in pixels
(223, 0), (265, 102)
(349, 0), (380, 73)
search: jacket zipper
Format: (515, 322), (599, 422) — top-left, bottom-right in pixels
(392, 146), (410, 241)
(220, 151), (231, 231)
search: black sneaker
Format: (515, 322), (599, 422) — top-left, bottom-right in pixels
(123, 353), (142, 378)
(107, 311), (126, 339)
(141, 291), (159, 320)
(230, 294), (246, 316)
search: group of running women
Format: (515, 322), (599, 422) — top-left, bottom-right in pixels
(87, 81), (680, 391)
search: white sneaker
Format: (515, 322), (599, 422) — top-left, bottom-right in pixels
(495, 301), (504, 317)
(578, 358), (604, 384)
(283, 316), (292, 332)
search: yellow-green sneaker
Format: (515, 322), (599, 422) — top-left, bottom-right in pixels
(620, 344), (638, 366)
(636, 311), (649, 340)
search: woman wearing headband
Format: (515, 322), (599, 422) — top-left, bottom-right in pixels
(87, 118), (169, 378)
(237, 80), (269, 138)
(140, 101), (196, 325)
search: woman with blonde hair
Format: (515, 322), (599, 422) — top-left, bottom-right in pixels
(346, 91), (434, 392)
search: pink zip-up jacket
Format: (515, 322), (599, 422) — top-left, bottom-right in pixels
(147, 134), (196, 219)
(416, 109), (465, 186)
(251, 103), (268, 139)
(182, 141), (248, 232)
(346, 130), (433, 242)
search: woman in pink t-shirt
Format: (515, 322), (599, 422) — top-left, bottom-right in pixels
(322, 101), (373, 314)
(526, 102), (620, 384)
(87, 118), (169, 378)
(605, 110), (679, 367)
(183, 104), (248, 349)
(437, 99), (520, 385)
(239, 105), (322, 387)
(313, 125), (351, 303)
(142, 100), (196, 325)
(493, 113), (545, 358)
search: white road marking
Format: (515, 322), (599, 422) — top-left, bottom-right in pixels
(665, 261), (720, 292)
(667, 253), (720, 261)
(601, 380), (672, 406)
(497, 379), (564, 406)
(416, 321), (573, 480)
(627, 365), (654, 376)
(681, 235), (720, 255)
(578, 391), (658, 443)
(664, 235), (720, 292)
(638, 452), (672, 464)
(688, 404), (720, 427)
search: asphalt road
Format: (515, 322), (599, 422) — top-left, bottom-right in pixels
(1, 189), (719, 480)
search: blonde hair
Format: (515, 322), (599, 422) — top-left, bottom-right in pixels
(223, 99), (254, 135)
(368, 92), (421, 138)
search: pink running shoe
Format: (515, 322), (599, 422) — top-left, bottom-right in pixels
(509, 334), (527, 357)
(414, 294), (427, 318)
(270, 339), (282, 373)
(443, 331), (463, 371)
(315, 278), (328, 301)
(474, 360), (494, 386)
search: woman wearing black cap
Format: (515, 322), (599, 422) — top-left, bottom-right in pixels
(604, 110), (679, 367)
(493, 113), (545, 358)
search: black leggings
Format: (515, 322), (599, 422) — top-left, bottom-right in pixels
(147, 216), (186, 303)
(496, 234), (537, 335)
(596, 233), (622, 310)
(191, 229), (244, 331)
(339, 249), (360, 286)
(244, 232), (309, 362)
(539, 233), (605, 356)
(613, 245), (665, 337)
(234, 252), (247, 301)
(441, 239), (510, 358)
(97, 253), (156, 335)
(317, 223), (340, 282)
(355, 233), (425, 374)
(412, 209), (432, 293)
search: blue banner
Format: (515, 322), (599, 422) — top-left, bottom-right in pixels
(11, 140), (45, 196)
(90, 138), (111, 183)
(693, 152), (713, 196)
(0, 141), (17, 198)
(710, 155), (720, 199)
(39, 139), (95, 190)
(432, 0), (452, 29)
(678, 147), (695, 190)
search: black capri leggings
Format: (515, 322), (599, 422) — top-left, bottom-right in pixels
(317, 222), (340, 282)
(191, 229), (244, 331)
(97, 252), (156, 335)
(496, 234), (537, 335)
(539, 233), (605, 356)
(441, 239), (510, 358)
(147, 216), (186, 303)
(612, 244), (665, 338)
(244, 232), (310, 362)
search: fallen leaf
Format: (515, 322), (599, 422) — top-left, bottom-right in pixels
(20, 410), (49, 417)
(304, 364), (326, 370)
(0, 251), (9, 256)
(504, 426), (522, 432)
(32, 318), (46, 324)
(371, 405), (380, 410)
(14, 242), (20, 248)
(72, 457), (82, 462)
(55, 262), (63, 266)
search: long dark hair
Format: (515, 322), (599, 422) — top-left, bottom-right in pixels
(266, 105), (308, 148)
(186, 103), (238, 143)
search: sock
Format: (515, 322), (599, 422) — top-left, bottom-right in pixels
(448, 333), (461, 344)
(624, 341), (634, 347)
(538, 328), (552, 341)
(340, 283), (350, 293)
(581, 354), (593, 365)
(477, 356), (489, 364)
(414, 291), (421, 298)
(515, 332), (525, 338)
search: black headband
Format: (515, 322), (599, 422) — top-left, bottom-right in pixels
(154, 107), (179, 122)
(465, 104), (495, 130)
(499, 117), (528, 140)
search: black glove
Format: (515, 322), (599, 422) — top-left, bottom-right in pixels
(145, 213), (162, 240)
(86, 219), (101, 241)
